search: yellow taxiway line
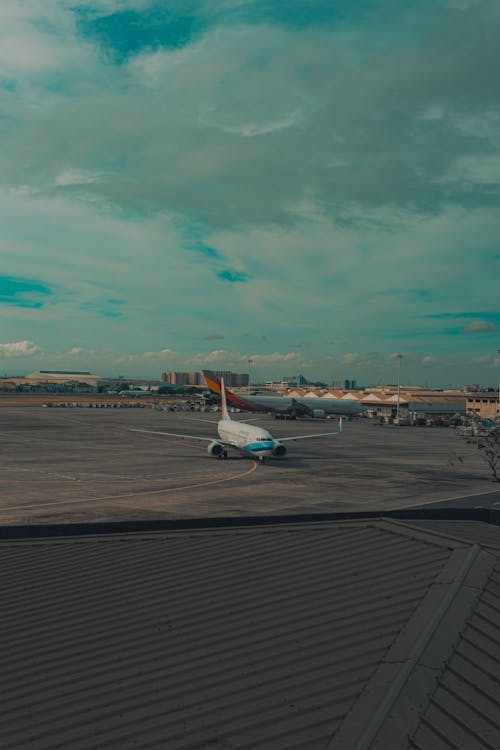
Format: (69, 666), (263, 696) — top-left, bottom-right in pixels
(0, 460), (258, 512)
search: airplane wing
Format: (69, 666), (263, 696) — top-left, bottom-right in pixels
(276, 431), (342, 442)
(184, 416), (262, 424)
(130, 428), (227, 443)
(184, 417), (224, 425)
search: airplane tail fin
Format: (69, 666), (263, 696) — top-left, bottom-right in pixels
(203, 369), (254, 412)
(220, 378), (231, 421)
(203, 370), (222, 397)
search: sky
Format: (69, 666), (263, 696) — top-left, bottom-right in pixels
(0, 0), (499, 386)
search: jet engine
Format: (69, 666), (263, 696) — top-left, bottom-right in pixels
(311, 409), (326, 418)
(272, 441), (287, 457)
(207, 440), (225, 457)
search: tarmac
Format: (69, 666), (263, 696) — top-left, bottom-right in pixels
(0, 407), (498, 525)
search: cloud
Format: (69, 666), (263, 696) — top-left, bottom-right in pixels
(184, 349), (302, 368)
(79, 300), (126, 319)
(142, 348), (173, 359)
(0, 340), (41, 357)
(0, 1), (498, 386)
(0, 275), (52, 309)
(54, 169), (102, 187)
(218, 269), (251, 283)
(426, 311), (500, 320)
(341, 353), (360, 365)
(205, 111), (301, 138)
(191, 243), (222, 260)
(441, 156), (500, 186)
(462, 319), (497, 333)
(2, 2), (498, 230)
(250, 352), (301, 364)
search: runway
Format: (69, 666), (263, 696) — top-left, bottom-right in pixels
(0, 461), (258, 514)
(0, 407), (496, 524)
(406, 487), (500, 510)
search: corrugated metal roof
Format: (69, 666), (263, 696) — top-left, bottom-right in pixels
(1, 519), (499, 749)
(406, 519), (500, 550)
(409, 557), (500, 750)
(1, 522), (448, 750)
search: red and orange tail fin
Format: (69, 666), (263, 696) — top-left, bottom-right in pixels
(203, 370), (222, 397)
(202, 370), (253, 412)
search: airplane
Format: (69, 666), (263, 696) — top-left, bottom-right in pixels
(203, 370), (366, 419)
(131, 378), (343, 463)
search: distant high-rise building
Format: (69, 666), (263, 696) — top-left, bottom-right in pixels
(189, 372), (205, 386)
(333, 379), (357, 390)
(213, 371), (249, 387)
(162, 370), (249, 387)
(162, 372), (193, 385)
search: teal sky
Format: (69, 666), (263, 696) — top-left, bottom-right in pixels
(0, 0), (499, 386)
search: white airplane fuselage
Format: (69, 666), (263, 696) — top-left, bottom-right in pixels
(217, 419), (274, 459)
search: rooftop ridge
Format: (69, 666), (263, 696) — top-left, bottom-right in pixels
(327, 544), (496, 749)
(1, 508), (499, 540)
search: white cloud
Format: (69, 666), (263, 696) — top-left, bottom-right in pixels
(142, 348), (173, 359)
(462, 320), (497, 333)
(442, 156), (500, 186)
(0, 2), (96, 78)
(470, 353), (500, 367)
(420, 106), (445, 121)
(341, 353), (360, 365)
(0, 2), (498, 386)
(0, 32), (65, 73)
(0, 340), (41, 357)
(204, 111), (302, 138)
(178, 349), (303, 370)
(250, 352), (301, 363)
(54, 169), (102, 187)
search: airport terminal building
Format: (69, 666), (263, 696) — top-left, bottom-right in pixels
(466, 393), (499, 420)
(284, 387), (468, 424)
(0, 370), (105, 393)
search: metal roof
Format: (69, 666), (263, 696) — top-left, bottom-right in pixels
(404, 519), (500, 550)
(410, 555), (500, 750)
(1, 519), (500, 749)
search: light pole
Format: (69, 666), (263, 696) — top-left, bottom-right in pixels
(396, 354), (403, 421)
(248, 358), (253, 393)
(497, 349), (500, 420)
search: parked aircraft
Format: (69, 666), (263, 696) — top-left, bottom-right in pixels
(131, 379), (343, 463)
(202, 370), (366, 418)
